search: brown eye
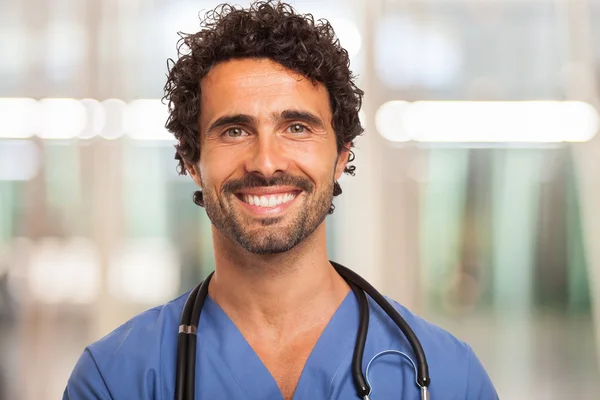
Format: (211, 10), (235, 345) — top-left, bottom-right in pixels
(225, 128), (245, 137)
(289, 124), (306, 134)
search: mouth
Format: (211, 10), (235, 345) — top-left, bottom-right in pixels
(234, 188), (301, 213)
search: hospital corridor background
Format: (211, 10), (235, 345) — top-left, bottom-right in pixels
(1, 0), (600, 398)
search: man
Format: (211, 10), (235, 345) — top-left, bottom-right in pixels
(64, 1), (498, 399)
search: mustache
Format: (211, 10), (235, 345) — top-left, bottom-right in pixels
(223, 173), (314, 194)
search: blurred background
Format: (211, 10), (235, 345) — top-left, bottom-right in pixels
(1, 0), (600, 398)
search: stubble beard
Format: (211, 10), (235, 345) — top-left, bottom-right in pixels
(201, 178), (334, 254)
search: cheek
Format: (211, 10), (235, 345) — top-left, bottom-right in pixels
(198, 147), (239, 188)
(287, 141), (338, 181)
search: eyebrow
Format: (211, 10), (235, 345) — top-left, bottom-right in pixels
(206, 114), (257, 134)
(278, 110), (326, 130)
(205, 109), (326, 134)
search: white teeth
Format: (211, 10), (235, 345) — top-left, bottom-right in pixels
(241, 192), (297, 208)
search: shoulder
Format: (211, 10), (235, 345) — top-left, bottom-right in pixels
(382, 298), (469, 355)
(88, 292), (186, 365)
(369, 297), (498, 399)
(369, 297), (471, 358)
(64, 292), (189, 399)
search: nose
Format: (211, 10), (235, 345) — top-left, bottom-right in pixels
(244, 133), (290, 178)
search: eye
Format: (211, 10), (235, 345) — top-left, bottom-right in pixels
(224, 127), (247, 138)
(288, 123), (308, 134)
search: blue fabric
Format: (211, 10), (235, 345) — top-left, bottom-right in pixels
(63, 291), (498, 399)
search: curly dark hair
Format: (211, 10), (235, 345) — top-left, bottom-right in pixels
(163, 0), (364, 209)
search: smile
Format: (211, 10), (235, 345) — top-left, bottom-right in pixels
(239, 192), (298, 208)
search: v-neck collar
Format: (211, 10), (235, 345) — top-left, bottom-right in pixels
(198, 291), (359, 400)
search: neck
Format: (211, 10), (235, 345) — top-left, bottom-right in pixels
(208, 222), (349, 333)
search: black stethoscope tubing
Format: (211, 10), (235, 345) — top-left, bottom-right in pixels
(175, 261), (431, 400)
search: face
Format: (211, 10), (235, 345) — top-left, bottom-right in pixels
(187, 58), (348, 254)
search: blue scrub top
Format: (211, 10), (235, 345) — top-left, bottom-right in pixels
(63, 290), (498, 399)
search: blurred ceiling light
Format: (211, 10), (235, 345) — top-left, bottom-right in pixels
(108, 239), (180, 304)
(0, 140), (40, 181)
(100, 99), (127, 140)
(0, 98), (38, 139)
(375, 101), (411, 142)
(127, 99), (174, 141)
(330, 18), (362, 59)
(28, 237), (100, 304)
(38, 98), (86, 140)
(376, 101), (600, 143)
(79, 99), (106, 139)
(358, 109), (367, 131)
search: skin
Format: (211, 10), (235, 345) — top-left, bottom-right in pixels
(185, 58), (351, 399)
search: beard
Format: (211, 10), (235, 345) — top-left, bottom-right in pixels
(201, 172), (334, 254)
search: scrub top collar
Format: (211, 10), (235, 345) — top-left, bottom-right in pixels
(199, 292), (358, 400)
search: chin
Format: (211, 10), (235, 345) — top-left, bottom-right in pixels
(238, 239), (298, 255)
(236, 229), (302, 255)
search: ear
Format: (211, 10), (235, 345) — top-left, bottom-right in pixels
(334, 143), (351, 181)
(185, 161), (203, 189)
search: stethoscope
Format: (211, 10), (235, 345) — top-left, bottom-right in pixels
(175, 261), (431, 400)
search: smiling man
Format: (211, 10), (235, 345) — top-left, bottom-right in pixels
(193, 58), (342, 257)
(64, 2), (498, 399)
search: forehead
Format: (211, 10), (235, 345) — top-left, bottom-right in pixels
(199, 58), (331, 126)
